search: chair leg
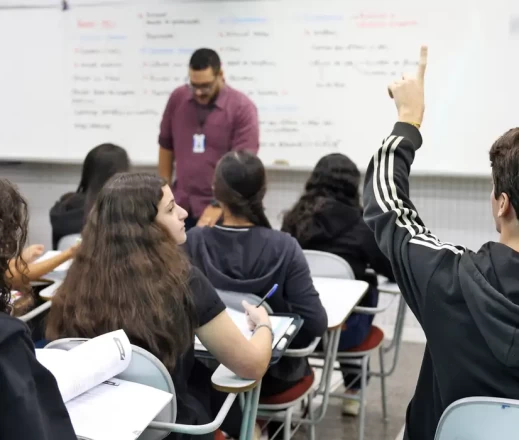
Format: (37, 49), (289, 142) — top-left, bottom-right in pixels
(307, 393), (316, 440)
(379, 346), (388, 422)
(358, 356), (369, 440)
(284, 407), (294, 440)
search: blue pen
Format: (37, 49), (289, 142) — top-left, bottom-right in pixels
(256, 284), (278, 308)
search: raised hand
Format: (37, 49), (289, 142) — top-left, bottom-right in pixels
(388, 46), (428, 127)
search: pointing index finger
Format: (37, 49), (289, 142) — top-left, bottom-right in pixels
(417, 45), (428, 81)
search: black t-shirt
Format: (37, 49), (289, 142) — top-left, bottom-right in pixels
(0, 313), (76, 440)
(170, 267), (226, 439)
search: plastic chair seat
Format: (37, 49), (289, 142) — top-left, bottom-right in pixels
(259, 372), (315, 405)
(338, 326), (384, 355)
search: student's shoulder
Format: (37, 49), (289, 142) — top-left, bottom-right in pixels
(188, 266), (226, 326)
(255, 228), (302, 255)
(0, 313), (28, 347)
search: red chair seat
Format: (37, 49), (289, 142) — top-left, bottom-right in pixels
(259, 371), (315, 405)
(343, 326), (384, 353)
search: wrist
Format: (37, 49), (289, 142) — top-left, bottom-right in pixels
(398, 110), (423, 127)
(253, 323), (274, 341)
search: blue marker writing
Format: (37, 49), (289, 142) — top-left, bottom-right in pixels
(256, 284), (278, 308)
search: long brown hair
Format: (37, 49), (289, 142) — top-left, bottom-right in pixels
(46, 173), (196, 370)
(214, 151), (271, 228)
(0, 179), (29, 314)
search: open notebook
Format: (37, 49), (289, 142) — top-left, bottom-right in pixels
(36, 330), (172, 440)
(195, 308), (294, 351)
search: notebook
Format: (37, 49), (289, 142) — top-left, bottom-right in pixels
(36, 330), (172, 440)
(194, 307), (294, 351)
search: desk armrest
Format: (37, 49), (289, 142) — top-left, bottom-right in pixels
(284, 337), (321, 358)
(18, 301), (52, 323)
(211, 364), (259, 393)
(354, 294), (398, 315)
(149, 393), (237, 435)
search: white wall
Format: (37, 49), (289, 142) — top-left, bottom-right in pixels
(1, 162), (497, 344)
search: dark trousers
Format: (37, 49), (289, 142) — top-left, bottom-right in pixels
(338, 284), (379, 390)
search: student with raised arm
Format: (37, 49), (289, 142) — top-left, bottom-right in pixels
(46, 172), (272, 440)
(0, 179), (76, 440)
(363, 46), (519, 440)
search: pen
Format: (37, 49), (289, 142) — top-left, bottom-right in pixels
(256, 284), (278, 308)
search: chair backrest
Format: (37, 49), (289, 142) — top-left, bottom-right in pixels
(45, 338), (176, 440)
(434, 397), (519, 440)
(57, 233), (81, 252)
(216, 289), (274, 314)
(303, 250), (355, 280)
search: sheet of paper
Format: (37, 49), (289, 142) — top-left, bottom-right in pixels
(195, 308), (294, 351)
(34, 250), (72, 272)
(37, 329), (132, 403)
(66, 378), (172, 440)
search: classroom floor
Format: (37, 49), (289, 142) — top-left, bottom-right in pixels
(291, 341), (425, 440)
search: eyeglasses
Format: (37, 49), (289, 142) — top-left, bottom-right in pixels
(187, 77), (218, 93)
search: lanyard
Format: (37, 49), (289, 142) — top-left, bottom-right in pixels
(195, 104), (215, 133)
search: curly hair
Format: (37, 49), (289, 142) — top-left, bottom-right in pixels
(46, 173), (196, 371)
(281, 153), (361, 245)
(214, 151), (272, 228)
(0, 179), (29, 314)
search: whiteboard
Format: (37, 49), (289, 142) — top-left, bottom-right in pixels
(1, 0), (518, 175)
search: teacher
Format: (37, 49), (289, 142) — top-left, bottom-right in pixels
(158, 48), (259, 230)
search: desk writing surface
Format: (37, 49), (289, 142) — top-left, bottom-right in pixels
(312, 277), (368, 330)
(40, 281), (63, 300)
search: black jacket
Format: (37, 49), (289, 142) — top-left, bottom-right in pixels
(49, 192), (85, 249)
(184, 225), (328, 394)
(363, 122), (519, 440)
(0, 313), (76, 439)
(282, 199), (394, 283)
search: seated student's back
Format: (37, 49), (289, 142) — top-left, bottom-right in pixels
(49, 143), (129, 249)
(0, 178), (76, 440)
(281, 153), (393, 283)
(281, 153), (395, 416)
(46, 172), (273, 440)
(185, 151), (328, 397)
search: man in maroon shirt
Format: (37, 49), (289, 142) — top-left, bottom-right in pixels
(158, 48), (259, 230)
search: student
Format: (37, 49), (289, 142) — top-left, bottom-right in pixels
(0, 178), (76, 440)
(281, 153), (395, 416)
(185, 151), (328, 403)
(45, 172), (273, 440)
(363, 46), (519, 440)
(50, 143), (130, 249)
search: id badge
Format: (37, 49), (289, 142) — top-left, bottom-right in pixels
(193, 133), (206, 153)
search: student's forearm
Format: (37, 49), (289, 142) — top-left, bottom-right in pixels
(8, 249), (73, 287)
(246, 326), (273, 377)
